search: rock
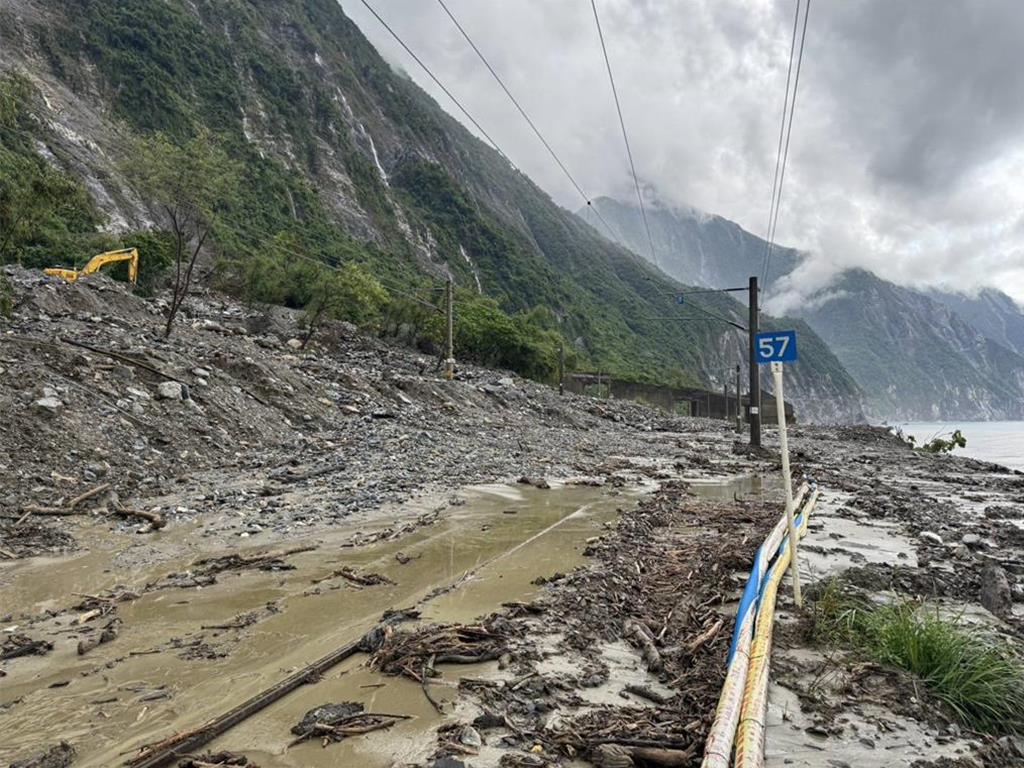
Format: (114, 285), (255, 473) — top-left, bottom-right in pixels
(952, 543), (972, 560)
(156, 381), (186, 400)
(498, 377), (514, 387)
(459, 725), (482, 748)
(286, 338), (304, 350)
(32, 396), (63, 413)
(961, 533), (983, 548)
(431, 759), (467, 768)
(518, 476), (550, 489)
(980, 564), (1012, 617)
(9, 740), (75, 768)
(192, 367), (212, 378)
(919, 531), (943, 545)
(126, 386), (151, 400)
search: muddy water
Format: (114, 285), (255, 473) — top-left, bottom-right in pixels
(1, 482), (642, 767)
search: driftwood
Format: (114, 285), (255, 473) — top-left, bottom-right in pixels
(623, 683), (671, 705)
(111, 501), (167, 530)
(592, 742), (696, 767)
(77, 618), (121, 655)
(624, 620), (662, 673)
(684, 618), (723, 655)
(18, 484), (166, 530)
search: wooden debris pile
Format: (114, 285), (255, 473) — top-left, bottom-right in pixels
(369, 619), (512, 680)
(1, 633), (53, 661)
(177, 752), (258, 767)
(288, 701), (409, 746)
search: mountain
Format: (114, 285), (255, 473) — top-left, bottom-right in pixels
(803, 270), (1024, 420)
(924, 288), (1024, 358)
(0, 0), (864, 422)
(586, 197), (799, 289)
(590, 198), (1024, 421)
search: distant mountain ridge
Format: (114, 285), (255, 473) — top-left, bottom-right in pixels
(586, 197), (1024, 421)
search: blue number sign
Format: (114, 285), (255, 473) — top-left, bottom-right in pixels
(755, 330), (798, 364)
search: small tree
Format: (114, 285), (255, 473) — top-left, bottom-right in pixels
(124, 131), (239, 337)
(299, 262), (388, 348)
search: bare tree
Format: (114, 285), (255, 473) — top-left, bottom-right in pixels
(124, 131), (239, 337)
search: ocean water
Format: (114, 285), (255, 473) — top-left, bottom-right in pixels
(894, 421), (1024, 471)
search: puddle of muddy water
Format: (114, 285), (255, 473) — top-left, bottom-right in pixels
(0, 482), (642, 767)
(685, 472), (781, 502)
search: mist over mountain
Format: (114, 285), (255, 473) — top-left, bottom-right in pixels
(587, 197), (1024, 421)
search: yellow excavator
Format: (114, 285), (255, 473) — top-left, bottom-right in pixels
(44, 247), (139, 288)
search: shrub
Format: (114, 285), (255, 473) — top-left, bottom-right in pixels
(811, 580), (1024, 734)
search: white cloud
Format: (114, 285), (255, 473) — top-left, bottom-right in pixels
(341, 0), (1024, 304)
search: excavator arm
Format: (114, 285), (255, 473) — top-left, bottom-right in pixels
(44, 248), (139, 287)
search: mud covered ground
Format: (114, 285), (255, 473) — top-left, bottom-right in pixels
(2, 269), (1024, 767)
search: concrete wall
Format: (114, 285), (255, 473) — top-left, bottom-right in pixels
(564, 373), (795, 423)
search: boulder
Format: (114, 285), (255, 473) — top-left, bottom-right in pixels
(979, 564), (1012, 617)
(156, 381), (188, 400)
(919, 531), (943, 546)
(32, 396), (63, 413)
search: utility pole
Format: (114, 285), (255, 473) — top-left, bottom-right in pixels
(748, 276), (761, 446)
(444, 276), (454, 381)
(558, 343), (565, 395)
(735, 364), (742, 433)
(722, 376), (728, 421)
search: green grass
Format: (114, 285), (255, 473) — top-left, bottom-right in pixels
(811, 580), (1024, 734)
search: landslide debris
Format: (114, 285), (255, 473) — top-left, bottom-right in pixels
(0, 266), (718, 558)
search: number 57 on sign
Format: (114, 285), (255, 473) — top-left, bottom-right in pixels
(755, 330), (798, 364)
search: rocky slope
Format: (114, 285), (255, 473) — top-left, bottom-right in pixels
(925, 286), (1024, 358)
(0, 0), (862, 420)
(589, 198), (1024, 421)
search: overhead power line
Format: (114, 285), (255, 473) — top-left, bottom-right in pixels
(761, 0), (812, 287)
(358, 0), (507, 161)
(590, 0), (659, 269)
(434, 0), (618, 240)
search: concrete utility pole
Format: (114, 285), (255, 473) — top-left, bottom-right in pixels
(748, 276), (761, 446)
(558, 343), (565, 395)
(444, 276), (454, 381)
(771, 361), (802, 606)
(735, 364), (743, 433)
(722, 377), (728, 421)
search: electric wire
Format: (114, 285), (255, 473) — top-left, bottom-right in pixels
(358, 0), (506, 161)
(760, 0), (801, 286)
(761, 0), (812, 288)
(589, 0), (659, 269)
(434, 0), (619, 241)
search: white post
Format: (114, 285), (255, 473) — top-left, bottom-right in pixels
(771, 361), (802, 607)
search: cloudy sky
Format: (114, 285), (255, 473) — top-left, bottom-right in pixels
(342, 0), (1024, 306)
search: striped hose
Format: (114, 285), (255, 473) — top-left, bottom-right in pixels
(734, 488), (819, 767)
(702, 484), (817, 768)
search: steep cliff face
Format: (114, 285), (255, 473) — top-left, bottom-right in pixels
(593, 198), (1024, 421)
(804, 270), (1024, 421)
(925, 287), (1024, 358)
(0, 0), (863, 419)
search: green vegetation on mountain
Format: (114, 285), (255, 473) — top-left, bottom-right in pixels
(0, 0), (863, 407)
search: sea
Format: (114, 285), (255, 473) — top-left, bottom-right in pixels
(893, 421), (1024, 472)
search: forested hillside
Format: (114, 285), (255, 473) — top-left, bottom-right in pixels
(0, 0), (863, 420)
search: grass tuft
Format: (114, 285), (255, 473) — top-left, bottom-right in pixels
(811, 579), (1024, 734)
